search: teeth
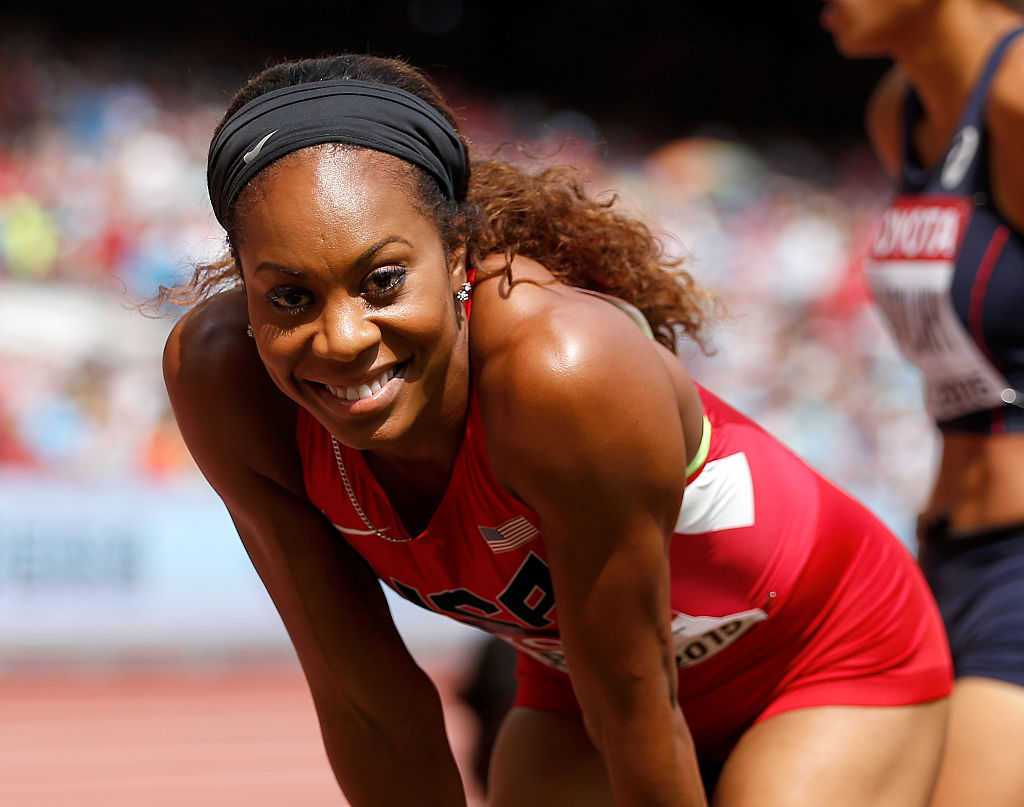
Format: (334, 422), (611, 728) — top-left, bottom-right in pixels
(325, 365), (400, 402)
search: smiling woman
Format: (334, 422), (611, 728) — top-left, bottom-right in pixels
(235, 147), (467, 459)
(162, 54), (953, 806)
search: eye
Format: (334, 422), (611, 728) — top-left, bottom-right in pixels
(266, 285), (314, 312)
(363, 265), (406, 299)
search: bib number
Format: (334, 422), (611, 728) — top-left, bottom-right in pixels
(867, 197), (1009, 420)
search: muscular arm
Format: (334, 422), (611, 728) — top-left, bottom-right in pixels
(163, 292), (466, 806)
(481, 299), (705, 806)
(866, 66), (907, 179)
(988, 41), (1024, 233)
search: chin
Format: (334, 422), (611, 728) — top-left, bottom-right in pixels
(831, 28), (890, 59)
(822, 9), (892, 59)
(835, 39), (880, 58)
(310, 406), (393, 450)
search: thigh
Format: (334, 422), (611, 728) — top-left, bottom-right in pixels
(930, 677), (1024, 807)
(711, 700), (948, 807)
(487, 707), (614, 807)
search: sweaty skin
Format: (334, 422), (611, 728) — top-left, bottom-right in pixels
(167, 145), (949, 806)
(170, 146), (708, 805)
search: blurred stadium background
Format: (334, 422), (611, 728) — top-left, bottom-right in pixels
(0, 3), (936, 804)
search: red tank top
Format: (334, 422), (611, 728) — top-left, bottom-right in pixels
(296, 382), (830, 678)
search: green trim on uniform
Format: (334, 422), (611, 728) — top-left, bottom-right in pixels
(685, 415), (711, 479)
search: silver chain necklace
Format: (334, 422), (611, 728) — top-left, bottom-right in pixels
(330, 435), (416, 543)
(326, 279), (472, 543)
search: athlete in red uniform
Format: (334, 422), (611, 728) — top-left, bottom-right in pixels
(823, 2), (1024, 804)
(299, 360), (950, 770)
(164, 54), (951, 806)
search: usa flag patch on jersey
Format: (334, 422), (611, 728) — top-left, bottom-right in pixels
(479, 516), (539, 553)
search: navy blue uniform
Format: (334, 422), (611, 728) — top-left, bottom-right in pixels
(868, 27), (1024, 433)
(867, 27), (1024, 688)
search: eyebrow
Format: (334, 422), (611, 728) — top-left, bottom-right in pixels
(253, 235), (413, 277)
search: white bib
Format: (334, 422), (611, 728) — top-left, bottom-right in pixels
(501, 607), (768, 673)
(866, 197), (1009, 421)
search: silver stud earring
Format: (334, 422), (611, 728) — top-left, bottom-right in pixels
(246, 324), (255, 339)
(455, 282), (472, 303)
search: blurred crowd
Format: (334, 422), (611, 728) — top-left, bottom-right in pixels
(0, 38), (226, 484)
(0, 39), (935, 540)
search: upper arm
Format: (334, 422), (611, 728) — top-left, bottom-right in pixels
(866, 67), (907, 179)
(988, 43), (1024, 232)
(481, 304), (688, 720)
(162, 294), (425, 707)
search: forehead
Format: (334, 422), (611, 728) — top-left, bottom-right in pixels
(234, 146), (428, 255)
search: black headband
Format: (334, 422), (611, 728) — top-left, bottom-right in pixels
(207, 79), (469, 229)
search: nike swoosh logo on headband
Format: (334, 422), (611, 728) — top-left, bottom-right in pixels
(242, 130), (278, 164)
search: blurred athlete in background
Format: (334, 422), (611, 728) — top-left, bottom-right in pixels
(823, 1), (1024, 804)
(164, 54), (951, 805)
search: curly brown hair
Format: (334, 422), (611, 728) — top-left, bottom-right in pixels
(163, 54), (715, 353)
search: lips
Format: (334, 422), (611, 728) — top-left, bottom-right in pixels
(313, 361), (409, 403)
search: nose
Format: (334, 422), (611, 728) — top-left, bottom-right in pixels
(312, 293), (380, 363)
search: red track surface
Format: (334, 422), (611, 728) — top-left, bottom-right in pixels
(0, 664), (483, 806)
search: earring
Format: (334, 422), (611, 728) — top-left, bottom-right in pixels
(246, 324), (255, 339)
(455, 282), (472, 303)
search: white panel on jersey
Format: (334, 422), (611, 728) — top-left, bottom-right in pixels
(675, 452), (755, 534)
(670, 608), (768, 669)
(865, 258), (1009, 420)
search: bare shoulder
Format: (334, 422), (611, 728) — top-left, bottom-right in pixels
(469, 255), (688, 509)
(989, 32), (1024, 132)
(163, 288), (302, 498)
(987, 34), (1024, 230)
(469, 253), (673, 369)
(865, 66), (907, 178)
(469, 255), (678, 393)
(990, 26), (1024, 112)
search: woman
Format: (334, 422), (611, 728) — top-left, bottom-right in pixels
(164, 55), (951, 806)
(823, 2), (1024, 804)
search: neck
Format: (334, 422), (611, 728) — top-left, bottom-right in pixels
(893, 1), (1021, 131)
(361, 348), (471, 537)
(365, 405), (465, 492)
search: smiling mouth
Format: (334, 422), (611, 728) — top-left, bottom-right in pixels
(318, 361), (409, 402)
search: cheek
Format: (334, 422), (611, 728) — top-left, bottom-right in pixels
(425, 296), (461, 349)
(858, 0), (920, 34)
(830, 2), (899, 54)
(256, 331), (310, 383)
(398, 281), (458, 342)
